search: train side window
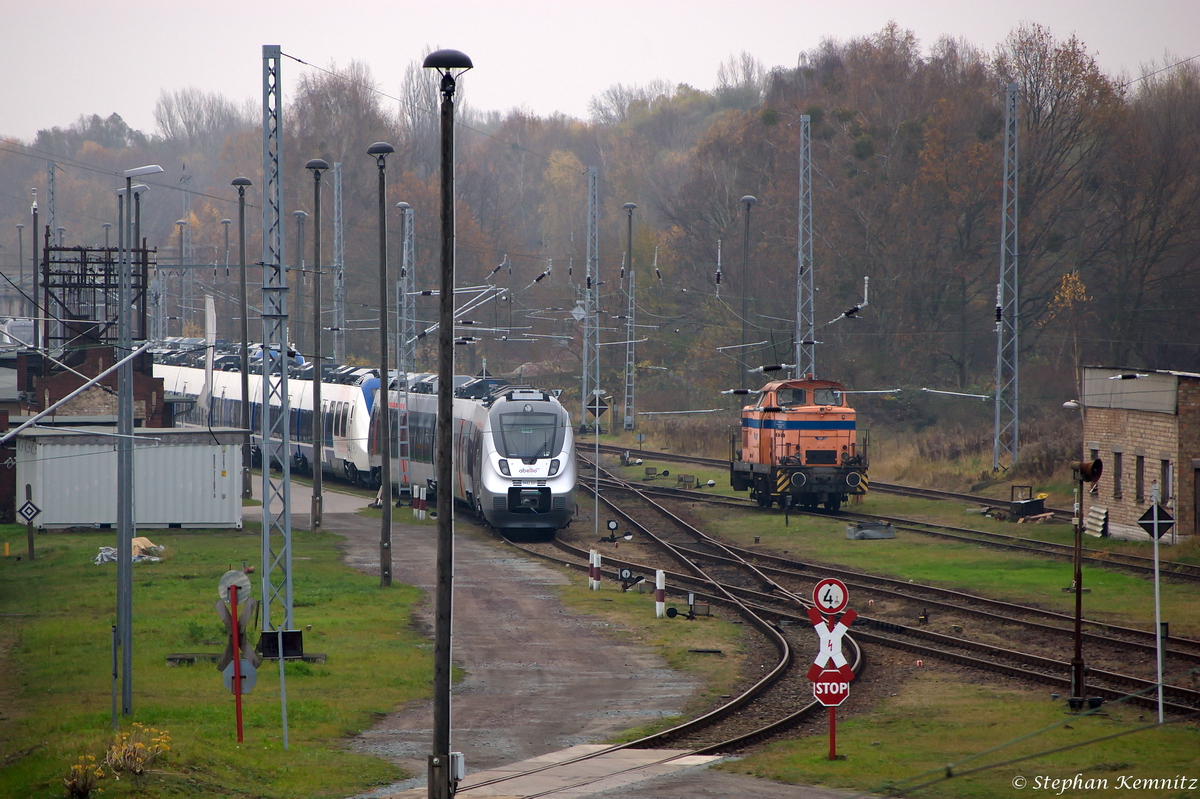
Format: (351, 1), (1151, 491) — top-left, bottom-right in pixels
(777, 388), (806, 406)
(814, 388), (842, 406)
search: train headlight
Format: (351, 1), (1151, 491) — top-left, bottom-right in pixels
(548, 459), (560, 476)
(498, 459), (511, 476)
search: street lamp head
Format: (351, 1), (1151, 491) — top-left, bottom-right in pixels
(424, 49), (473, 98)
(16, 224), (24, 231)
(396, 201), (411, 210)
(1062, 399), (1081, 410)
(305, 158), (329, 173)
(176, 220), (187, 228)
(623, 202), (637, 211)
(423, 48), (473, 71)
(293, 210), (309, 220)
(368, 141), (394, 168)
(123, 164), (164, 178)
(221, 219), (232, 226)
(741, 195), (758, 207)
(232, 176), (252, 188)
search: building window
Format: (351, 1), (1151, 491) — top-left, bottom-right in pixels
(1113, 452), (1123, 499)
(1136, 456), (1145, 503)
(1161, 460), (1172, 503)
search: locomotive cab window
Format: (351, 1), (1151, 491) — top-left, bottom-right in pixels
(493, 405), (565, 461)
(813, 388), (843, 406)
(777, 388), (806, 407)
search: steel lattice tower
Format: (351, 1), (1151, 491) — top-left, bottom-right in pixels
(795, 115), (815, 378)
(47, 162), (57, 243)
(622, 270), (635, 430)
(181, 175), (193, 333)
(259, 45), (294, 644)
(332, 162), (346, 365)
(396, 204), (415, 493)
(994, 83), (1020, 471)
(581, 167), (600, 430)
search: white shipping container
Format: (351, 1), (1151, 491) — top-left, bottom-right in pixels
(16, 427), (246, 529)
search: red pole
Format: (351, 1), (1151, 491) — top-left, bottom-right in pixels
(230, 585), (244, 742)
(830, 705), (840, 758)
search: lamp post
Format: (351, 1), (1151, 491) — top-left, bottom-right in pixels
(367, 141), (395, 587)
(740, 195), (757, 391)
(116, 163), (164, 719)
(306, 159), (329, 530)
(292, 210), (308, 356)
(232, 177), (253, 500)
(424, 46), (472, 799)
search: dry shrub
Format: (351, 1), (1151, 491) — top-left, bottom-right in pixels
(63, 755), (105, 798)
(914, 423), (993, 462)
(643, 415), (735, 459)
(105, 723), (171, 785)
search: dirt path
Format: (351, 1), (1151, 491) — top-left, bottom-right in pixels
(323, 509), (698, 780)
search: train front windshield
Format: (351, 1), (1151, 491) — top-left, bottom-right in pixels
(494, 407), (566, 460)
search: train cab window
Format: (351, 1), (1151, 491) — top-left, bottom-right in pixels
(494, 408), (564, 461)
(813, 388), (843, 406)
(777, 388), (806, 407)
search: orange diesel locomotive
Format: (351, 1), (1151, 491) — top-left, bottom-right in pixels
(729, 377), (867, 511)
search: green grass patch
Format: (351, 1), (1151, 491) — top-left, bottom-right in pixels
(0, 525), (430, 798)
(696, 504), (1200, 638)
(728, 668), (1198, 798)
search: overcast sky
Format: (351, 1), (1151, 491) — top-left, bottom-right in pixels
(3, 0), (1196, 142)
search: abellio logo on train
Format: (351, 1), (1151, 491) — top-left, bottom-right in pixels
(518, 467), (538, 474)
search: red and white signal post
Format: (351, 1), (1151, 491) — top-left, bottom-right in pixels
(808, 578), (857, 760)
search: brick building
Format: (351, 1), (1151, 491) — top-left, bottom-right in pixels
(1080, 366), (1200, 543)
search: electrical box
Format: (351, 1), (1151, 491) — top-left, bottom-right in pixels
(450, 752), (465, 782)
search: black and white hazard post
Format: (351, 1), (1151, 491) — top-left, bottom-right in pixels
(1139, 483), (1174, 723)
(808, 578), (856, 760)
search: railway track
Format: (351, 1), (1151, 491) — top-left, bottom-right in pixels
(588, 447), (1200, 583)
(592, 443), (1074, 515)
(576, 470), (1195, 710)
(466, 457), (1199, 795)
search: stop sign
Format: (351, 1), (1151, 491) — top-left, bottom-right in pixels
(812, 668), (850, 707)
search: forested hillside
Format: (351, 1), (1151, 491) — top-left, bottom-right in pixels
(2, 23), (1197, 427)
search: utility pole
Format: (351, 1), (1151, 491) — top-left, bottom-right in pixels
(293, 210), (308, 355)
(233, 177), (253, 500)
(795, 114), (815, 379)
(332, 162), (346, 365)
(222, 219), (232, 339)
(581, 167), (600, 434)
(396, 201), (415, 497)
(306, 159), (329, 530)
(181, 173), (193, 334)
(740, 195), (757, 391)
(622, 202), (636, 431)
(994, 82), (1020, 471)
(368, 141), (395, 588)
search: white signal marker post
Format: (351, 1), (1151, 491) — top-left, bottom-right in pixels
(655, 570), (666, 618)
(809, 578), (856, 760)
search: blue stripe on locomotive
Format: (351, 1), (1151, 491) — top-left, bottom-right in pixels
(741, 419), (856, 430)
